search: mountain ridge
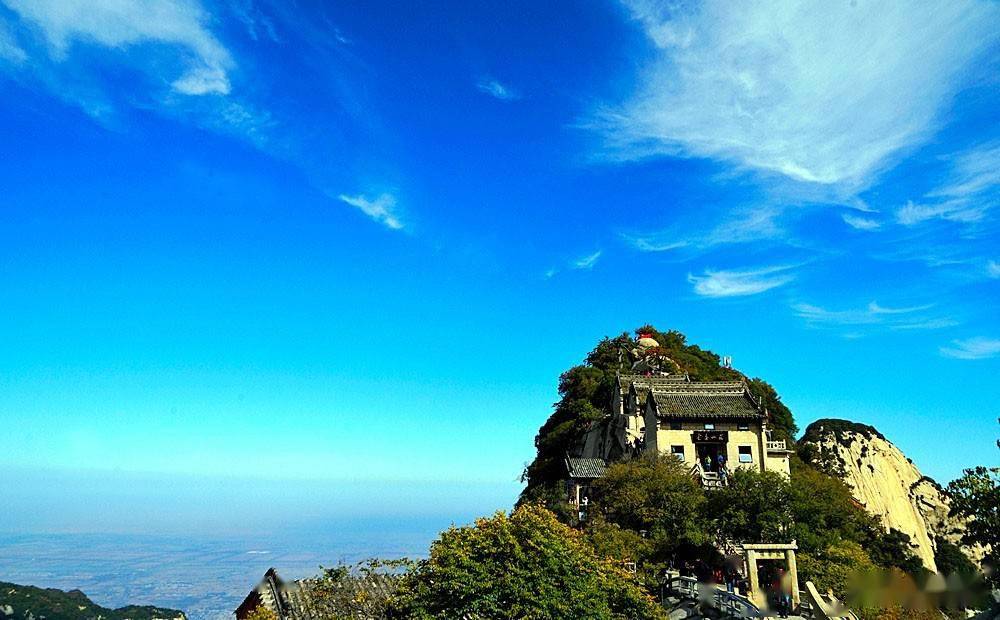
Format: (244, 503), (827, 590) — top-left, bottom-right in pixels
(0, 582), (186, 620)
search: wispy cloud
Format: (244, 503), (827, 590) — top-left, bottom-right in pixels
(0, 19), (26, 63)
(602, 0), (999, 189)
(794, 300), (956, 331)
(688, 265), (794, 298)
(842, 213), (881, 231)
(988, 261), (1000, 279)
(476, 77), (520, 101)
(572, 250), (603, 270)
(231, 0), (279, 43)
(338, 193), (404, 231)
(896, 142), (1000, 226)
(2, 0), (234, 95)
(929, 141), (1000, 200)
(895, 199), (986, 226)
(940, 337), (1000, 360)
(624, 205), (783, 253)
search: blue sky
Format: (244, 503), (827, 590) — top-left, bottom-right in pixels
(1, 0), (999, 532)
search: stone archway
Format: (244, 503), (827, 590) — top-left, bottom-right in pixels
(741, 542), (800, 609)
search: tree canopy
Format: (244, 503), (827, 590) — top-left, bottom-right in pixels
(947, 466), (1000, 586)
(389, 504), (665, 620)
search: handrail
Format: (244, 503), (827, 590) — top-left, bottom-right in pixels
(767, 440), (787, 451)
(661, 573), (761, 618)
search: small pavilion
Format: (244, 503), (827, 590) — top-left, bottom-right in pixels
(740, 542), (800, 609)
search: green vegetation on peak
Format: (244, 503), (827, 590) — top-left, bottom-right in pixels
(801, 418), (887, 445)
(520, 325), (798, 506)
(0, 582), (185, 620)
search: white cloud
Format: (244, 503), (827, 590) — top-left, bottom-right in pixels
(476, 78), (520, 101)
(842, 213), (881, 231)
(0, 19), (26, 63)
(338, 193), (404, 230)
(988, 261), (1000, 279)
(929, 141), (1000, 200)
(896, 142), (1000, 226)
(688, 265), (794, 298)
(895, 199), (986, 226)
(625, 205), (783, 253)
(794, 300), (955, 331)
(940, 337), (1000, 360)
(605, 0), (999, 189)
(2, 0), (234, 95)
(572, 250), (602, 270)
(867, 301), (932, 315)
(623, 235), (688, 252)
(892, 318), (960, 331)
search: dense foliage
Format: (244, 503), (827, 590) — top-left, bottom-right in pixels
(796, 540), (876, 597)
(947, 466), (1000, 586)
(388, 504), (665, 619)
(706, 468), (793, 545)
(304, 560), (408, 619)
(585, 454), (711, 587)
(0, 582), (185, 620)
(933, 537), (978, 578)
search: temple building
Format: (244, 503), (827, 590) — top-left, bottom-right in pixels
(570, 342), (792, 499)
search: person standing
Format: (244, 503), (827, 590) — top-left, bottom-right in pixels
(779, 566), (794, 617)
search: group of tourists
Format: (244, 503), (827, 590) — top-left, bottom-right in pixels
(761, 564), (795, 618)
(702, 452), (729, 482)
(675, 557), (795, 617)
(677, 559), (747, 595)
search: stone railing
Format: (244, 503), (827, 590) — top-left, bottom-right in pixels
(767, 440), (787, 451)
(661, 572), (761, 618)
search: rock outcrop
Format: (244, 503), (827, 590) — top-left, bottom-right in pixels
(799, 419), (976, 573)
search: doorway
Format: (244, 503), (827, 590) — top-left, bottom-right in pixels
(696, 442), (726, 471)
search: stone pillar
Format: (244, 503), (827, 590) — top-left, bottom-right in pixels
(746, 550), (760, 606)
(786, 549), (800, 609)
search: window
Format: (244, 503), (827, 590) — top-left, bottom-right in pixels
(703, 423), (715, 430)
(737, 422), (750, 431)
(670, 421), (682, 431)
(738, 446), (753, 463)
(671, 445), (685, 460)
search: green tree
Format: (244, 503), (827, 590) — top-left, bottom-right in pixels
(947, 466), (1000, 586)
(243, 606), (278, 620)
(797, 540), (876, 598)
(589, 454), (709, 550)
(706, 468), (793, 545)
(305, 559), (409, 619)
(933, 537), (977, 579)
(585, 454), (711, 586)
(389, 504), (665, 620)
(788, 459), (926, 579)
(747, 378), (797, 441)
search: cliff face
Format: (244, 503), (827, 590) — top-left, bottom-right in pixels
(800, 419), (975, 573)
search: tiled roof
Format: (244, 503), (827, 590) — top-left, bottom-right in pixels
(652, 389), (764, 418)
(566, 457), (608, 478)
(618, 373), (690, 395)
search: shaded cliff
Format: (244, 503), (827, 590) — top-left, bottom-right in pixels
(799, 419), (978, 573)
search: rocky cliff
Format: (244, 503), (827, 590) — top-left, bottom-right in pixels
(799, 419), (976, 573)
